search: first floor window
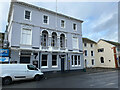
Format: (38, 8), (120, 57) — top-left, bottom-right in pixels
(21, 28), (32, 45)
(84, 50), (87, 56)
(41, 54), (48, 67)
(91, 51), (94, 56)
(52, 55), (57, 66)
(92, 59), (95, 65)
(73, 37), (79, 49)
(71, 55), (81, 66)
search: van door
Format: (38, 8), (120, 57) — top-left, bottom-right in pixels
(13, 65), (27, 80)
(26, 65), (38, 79)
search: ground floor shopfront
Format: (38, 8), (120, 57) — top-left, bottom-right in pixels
(10, 49), (84, 72)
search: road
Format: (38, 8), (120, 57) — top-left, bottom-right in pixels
(2, 70), (119, 88)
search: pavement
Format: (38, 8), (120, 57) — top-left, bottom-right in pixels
(2, 68), (119, 88)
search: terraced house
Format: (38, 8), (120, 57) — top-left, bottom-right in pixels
(7, 1), (84, 72)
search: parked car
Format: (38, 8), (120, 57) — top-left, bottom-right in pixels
(0, 64), (44, 85)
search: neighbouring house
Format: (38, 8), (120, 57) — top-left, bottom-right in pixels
(82, 38), (97, 68)
(82, 38), (120, 68)
(7, 0), (84, 72)
(97, 39), (120, 68)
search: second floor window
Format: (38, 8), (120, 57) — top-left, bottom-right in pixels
(61, 20), (65, 28)
(25, 10), (31, 20)
(21, 28), (32, 45)
(43, 15), (49, 24)
(73, 23), (77, 30)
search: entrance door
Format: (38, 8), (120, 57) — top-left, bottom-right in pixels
(20, 57), (30, 64)
(61, 57), (65, 72)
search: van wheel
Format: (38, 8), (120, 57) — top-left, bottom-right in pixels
(2, 77), (12, 85)
(34, 75), (41, 81)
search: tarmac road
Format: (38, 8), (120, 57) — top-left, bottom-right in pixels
(2, 70), (119, 88)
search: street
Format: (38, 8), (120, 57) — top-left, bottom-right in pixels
(2, 69), (119, 88)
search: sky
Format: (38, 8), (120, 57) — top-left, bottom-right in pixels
(0, 0), (118, 42)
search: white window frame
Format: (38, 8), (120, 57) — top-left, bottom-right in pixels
(73, 23), (77, 31)
(91, 51), (94, 56)
(43, 14), (49, 25)
(72, 55), (81, 67)
(91, 59), (95, 66)
(60, 19), (65, 28)
(24, 10), (32, 21)
(52, 54), (58, 68)
(72, 37), (79, 49)
(20, 28), (32, 46)
(84, 50), (87, 56)
(41, 54), (48, 68)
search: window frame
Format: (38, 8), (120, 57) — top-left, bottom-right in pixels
(73, 23), (77, 31)
(91, 59), (95, 66)
(72, 37), (79, 49)
(91, 51), (94, 56)
(20, 28), (32, 46)
(43, 14), (49, 25)
(71, 55), (81, 67)
(41, 54), (48, 68)
(84, 50), (87, 56)
(60, 19), (65, 28)
(24, 10), (32, 21)
(52, 54), (58, 68)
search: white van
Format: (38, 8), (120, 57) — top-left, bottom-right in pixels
(0, 64), (44, 85)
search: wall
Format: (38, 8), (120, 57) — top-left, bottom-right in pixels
(97, 40), (116, 68)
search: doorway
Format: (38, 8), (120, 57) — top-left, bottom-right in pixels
(61, 55), (65, 72)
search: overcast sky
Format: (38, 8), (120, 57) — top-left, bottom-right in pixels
(0, 0), (118, 42)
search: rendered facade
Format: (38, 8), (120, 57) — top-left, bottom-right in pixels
(7, 1), (84, 72)
(83, 38), (120, 68)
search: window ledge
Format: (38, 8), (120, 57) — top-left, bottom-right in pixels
(52, 66), (58, 68)
(41, 66), (48, 69)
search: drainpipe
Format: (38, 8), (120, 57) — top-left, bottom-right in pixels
(112, 47), (118, 68)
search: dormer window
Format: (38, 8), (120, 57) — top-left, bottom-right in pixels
(25, 10), (31, 20)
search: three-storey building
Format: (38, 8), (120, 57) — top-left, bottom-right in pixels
(7, 1), (84, 72)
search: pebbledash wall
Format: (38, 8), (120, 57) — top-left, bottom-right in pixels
(7, 1), (84, 72)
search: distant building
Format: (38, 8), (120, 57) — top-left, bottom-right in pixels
(82, 38), (97, 68)
(83, 38), (120, 68)
(97, 39), (120, 68)
(7, 1), (84, 72)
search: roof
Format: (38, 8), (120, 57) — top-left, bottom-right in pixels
(82, 38), (97, 44)
(100, 39), (120, 46)
(8, 0), (83, 23)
